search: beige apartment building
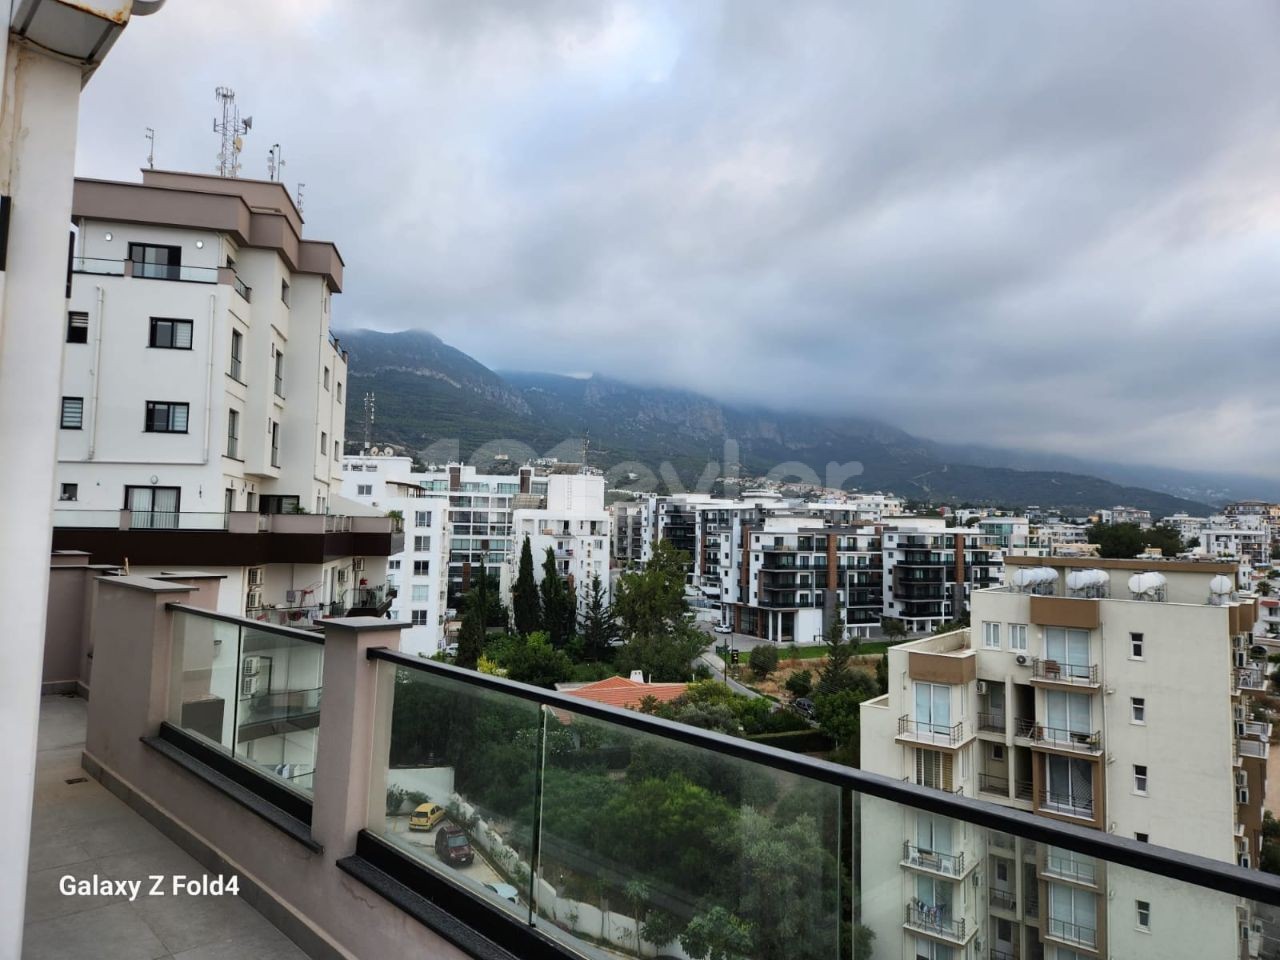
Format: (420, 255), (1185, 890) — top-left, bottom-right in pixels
(861, 555), (1264, 960)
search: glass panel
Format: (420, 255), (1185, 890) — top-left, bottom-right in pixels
(233, 625), (324, 795)
(367, 663), (543, 923)
(169, 610), (241, 751)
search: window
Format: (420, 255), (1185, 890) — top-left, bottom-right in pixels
(334, 440), (340, 459)
(145, 401), (189, 433)
(149, 318), (193, 349)
(1135, 832), (1149, 843)
(281, 279), (290, 305)
(990, 744), (1005, 761)
(914, 749), (952, 791)
(60, 397), (84, 429)
(336, 382), (343, 403)
(66, 311), (88, 344)
(270, 420), (280, 467)
(1136, 900), (1151, 931)
(229, 329), (243, 380)
(388, 559), (401, 571)
(356, 484), (372, 496)
(273, 349), (284, 397)
(1048, 882), (1097, 948)
(1130, 697), (1146, 724)
(1130, 632), (1144, 659)
(1045, 691), (1092, 743)
(414, 535), (431, 551)
(1045, 627), (1091, 678)
(410, 610), (429, 626)
(415, 510), (431, 526)
(411, 585), (430, 603)
(323, 366), (330, 390)
(226, 409), (239, 458)
(914, 682), (951, 737)
(320, 431), (327, 455)
(128, 242), (181, 280)
(1133, 765), (1148, 795)
(125, 485), (180, 529)
(1009, 623), (1028, 652)
(983, 622), (1001, 649)
(413, 560), (430, 576)
(1045, 755), (1093, 816)
(59, 483), (78, 502)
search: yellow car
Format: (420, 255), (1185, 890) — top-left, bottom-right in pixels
(409, 802), (445, 831)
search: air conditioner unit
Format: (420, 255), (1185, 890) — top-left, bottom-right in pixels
(1235, 651), (1247, 668)
(242, 656), (261, 677)
(246, 590), (262, 610)
(1235, 705), (1246, 721)
(1238, 788), (1250, 805)
(1240, 855), (1252, 870)
(240, 674), (260, 698)
(1237, 721), (1247, 738)
(247, 567), (264, 587)
(353, 558), (365, 572)
(1015, 654), (1028, 666)
(976, 680), (988, 695)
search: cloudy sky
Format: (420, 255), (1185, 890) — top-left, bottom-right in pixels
(78, 1), (1280, 476)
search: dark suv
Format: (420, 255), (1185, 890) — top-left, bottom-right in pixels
(434, 824), (474, 867)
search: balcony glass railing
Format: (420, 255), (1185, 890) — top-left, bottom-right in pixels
(170, 607), (324, 796)
(71, 256), (125, 275)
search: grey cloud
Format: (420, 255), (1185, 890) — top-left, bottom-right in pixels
(77, 0), (1280, 476)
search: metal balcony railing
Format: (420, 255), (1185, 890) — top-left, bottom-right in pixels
(905, 902), (965, 940)
(989, 888), (1017, 911)
(1016, 720), (1102, 753)
(1032, 659), (1099, 685)
(978, 773), (1008, 796)
(898, 715), (966, 745)
(1046, 917), (1098, 948)
(1043, 851), (1098, 886)
(902, 841), (965, 877)
(1039, 788), (1095, 818)
(978, 711), (1006, 733)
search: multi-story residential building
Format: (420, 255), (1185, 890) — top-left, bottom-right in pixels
(50, 170), (402, 620)
(882, 521), (1004, 632)
(612, 494), (658, 569)
(1095, 505), (1155, 528)
(860, 555), (1263, 960)
(1163, 512), (1210, 545)
(1199, 526), (1269, 570)
(341, 454), (450, 656)
(503, 473), (612, 615)
(978, 516), (1031, 550)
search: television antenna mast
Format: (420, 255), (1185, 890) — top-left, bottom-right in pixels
(144, 127), (155, 169)
(363, 392), (375, 453)
(267, 143), (284, 182)
(213, 87), (252, 178)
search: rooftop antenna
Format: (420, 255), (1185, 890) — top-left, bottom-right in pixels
(144, 127), (155, 169)
(213, 86), (252, 178)
(363, 392), (375, 453)
(267, 143), (284, 182)
(581, 431), (590, 473)
(295, 182), (305, 216)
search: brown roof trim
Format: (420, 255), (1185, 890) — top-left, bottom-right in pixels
(1004, 554), (1239, 574)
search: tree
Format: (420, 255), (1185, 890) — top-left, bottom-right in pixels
(874, 653), (888, 696)
(501, 631), (573, 689)
(813, 686), (874, 766)
(616, 621), (707, 682)
(578, 574), (618, 661)
(614, 540), (691, 639)
(785, 669), (813, 699)
(748, 645), (779, 679)
(455, 572), (495, 670)
(539, 547), (575, 648)
(1143, 523), (1184, 557)
(1087, 522), (1145, 559)
(511, 536), (542, 636)
(816, 618), (854, 696)
(880, 618), (907, 641)
(681, 906), (753, 960)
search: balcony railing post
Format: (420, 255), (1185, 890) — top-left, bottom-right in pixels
(311, 617), (406, 859)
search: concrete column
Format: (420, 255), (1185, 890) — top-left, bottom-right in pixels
(0, 43), (87, 950)
(311, 617), (404, 858)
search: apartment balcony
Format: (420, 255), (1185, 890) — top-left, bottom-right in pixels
(977, 773), (1033, 802)
(1240, 719), (1273, 741)
(1030, 658), (1100, 689)
(1045, 917), (1098, 949)
(1039, 788), (1095, 819)
(51, 509), (404, 566)
(990, 948), (1018, 960)
(978, 711), (1007, 733)
(71, 255), (221, 284)
(897, 716), (970, 748)
(904, 902), (969, 944)
(1043, 850), (1099, 886)
(33, 572), (1280, 960)
(988, 887), (1017, 912)
(902, 841), (969, 878)
(1234, 667), (1269, 692)
(1015, 720), (1103, 754)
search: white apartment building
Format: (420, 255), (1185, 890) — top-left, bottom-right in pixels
(882, 521), (1004, 632)
(52, 171), (401, 619)
(341, 454), (450, 657)
(612, 494), (658, 569)
(860, 556), (1264, 960)
(502, 473), (612, 617)
(1094, 505), (1154, 528)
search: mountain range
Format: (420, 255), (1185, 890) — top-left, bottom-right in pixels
(336, 328), (1257, 517)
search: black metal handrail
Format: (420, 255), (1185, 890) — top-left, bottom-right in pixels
(899, 715), (966, 745)
(1016, 720), (1102, 752)
(905, 902), (965, 939)
(167, 602), (325, 645)
(1046, 917), (1097, 948)
(902, 841), (965, 876)
(1032, 658), (1099, 684)
(978, 711), (1006, 732)
(989, 888), (1017, 911)
(979, 773), (1008, 795)
(1040, 788), (1095, 817)
(365, 646), (1280, 908)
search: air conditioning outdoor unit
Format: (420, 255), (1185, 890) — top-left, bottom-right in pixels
(1015, 654), (1029, 666)
(242, 656), (261, 677)
(1235, 651), (1247, 668)
(1237, 721), (1247, 737)
(976, 680), (988, 695)
(1235, 705), (1246, 721)
(240, 674), (260, 698)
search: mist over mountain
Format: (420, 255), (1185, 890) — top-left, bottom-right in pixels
(339, 329), (1223, 516)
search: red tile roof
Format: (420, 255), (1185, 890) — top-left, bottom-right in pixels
(563, 675), (688, 711)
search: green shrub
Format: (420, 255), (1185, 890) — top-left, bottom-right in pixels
(748, 644), (780, 679)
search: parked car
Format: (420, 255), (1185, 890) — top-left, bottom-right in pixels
(441, 643), (459, 658)
(483, 882), (520, 904)
(435, 824), (474, 866)
(713, 624), (732, 635)
(794, 697), (815, 719)
(408, 802), (445, 832)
